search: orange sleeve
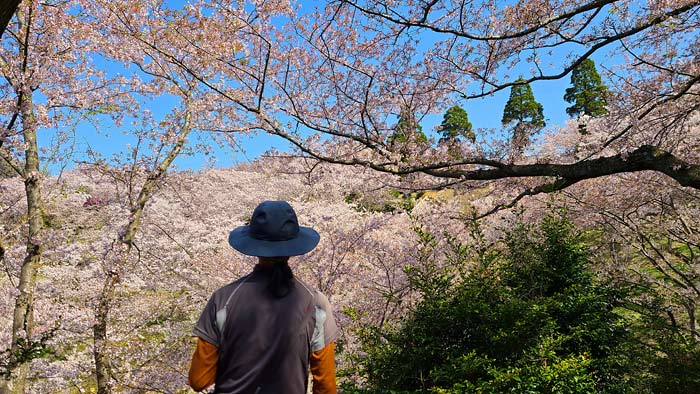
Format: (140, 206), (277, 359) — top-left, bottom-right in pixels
(310, 341), (337, 394)
(188, 338), (218, 391)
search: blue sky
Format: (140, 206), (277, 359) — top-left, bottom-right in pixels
(38, 79), (573, 175)
(35, 1), (609, 175)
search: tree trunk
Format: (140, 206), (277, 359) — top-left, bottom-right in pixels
(4, 78), (42, 394)
(687, 300), (697, 340)
(93, 265), (122, 394)
(92, 112), (192, 394)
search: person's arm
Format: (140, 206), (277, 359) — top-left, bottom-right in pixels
(188, 337), (218, 391)
(309, 341), (337, 394)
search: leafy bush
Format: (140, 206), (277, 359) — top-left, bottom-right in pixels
(345, 212), (640, 393)
(632, 296), (700, 394)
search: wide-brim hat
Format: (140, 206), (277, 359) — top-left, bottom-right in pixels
(228, 201), (320, 257)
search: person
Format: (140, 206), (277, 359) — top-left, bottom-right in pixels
(188, 201), (338, 393)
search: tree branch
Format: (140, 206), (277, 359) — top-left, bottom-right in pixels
(475, 177), (580, 219)
(339, 0), (617, 41)
(338, 0), (699, 99)
(262, 118), (700, 191)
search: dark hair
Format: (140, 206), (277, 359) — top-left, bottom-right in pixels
(256, 257), (295, 298)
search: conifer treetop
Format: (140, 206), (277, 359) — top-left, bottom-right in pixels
(564, 58), (609, 118)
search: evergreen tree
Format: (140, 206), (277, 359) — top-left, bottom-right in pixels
(564, 58), (608, 118)
(502, 78), (545, 152)
(387, 106), (427, 146)
(348, 213), (641, 394)
(439, 105), (474, 143)
(502, 78), (545, 128)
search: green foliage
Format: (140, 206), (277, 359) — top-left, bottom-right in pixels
(0, 158), (16, 179)
(344, 192), (397, 213)
(348, 213), (640, 393)
(631, 295), (700, 393)
(1, 326), (61, 378)
(439, 105), (474, 143)
(503, 215), (592, 298)
(344, 190), (423, 213)
(501, 78), (545, 151)
(564, 59), (609, 119)
(388, 107), (427, 146)
(501, 78), (545, 129)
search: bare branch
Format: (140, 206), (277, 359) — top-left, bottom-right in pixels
(475, 177), (580, 219)
(339, 0), (617, 41)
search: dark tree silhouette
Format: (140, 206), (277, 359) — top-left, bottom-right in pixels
(0, 0), (21, 39)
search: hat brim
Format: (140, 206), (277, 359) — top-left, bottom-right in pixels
(228, 225), (320, 257)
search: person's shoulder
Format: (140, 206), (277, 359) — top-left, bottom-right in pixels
(294, 277), (318, 298)
(210, 273), (255, 299)
(294, 278), (333, 307)
(314, 289), (332, 309)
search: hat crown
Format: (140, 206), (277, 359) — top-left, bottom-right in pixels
(248, 201), (300, 241)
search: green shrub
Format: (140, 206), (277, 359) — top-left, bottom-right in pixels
(347, 212), (639, 393)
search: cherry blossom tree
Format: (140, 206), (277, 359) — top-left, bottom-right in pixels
(0, 0), (235, 391)
(183, 0), (699, 209)
(89, 115), (194, 394)
(81, 0), (699, 213)
(74, 0), (270, 391)
(0, 0), (139, 391)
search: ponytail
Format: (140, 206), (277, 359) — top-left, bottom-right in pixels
(256, 257), (295, 298)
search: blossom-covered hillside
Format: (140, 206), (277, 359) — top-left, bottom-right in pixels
(0, 159), (418, 393)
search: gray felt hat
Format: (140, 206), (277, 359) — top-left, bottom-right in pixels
(228, 201), (320, 257)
